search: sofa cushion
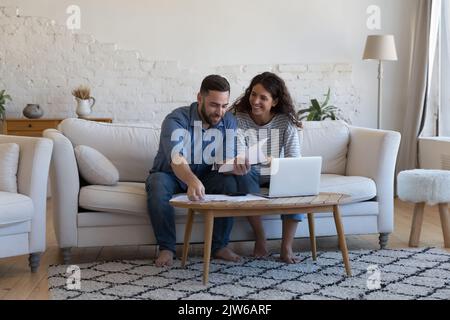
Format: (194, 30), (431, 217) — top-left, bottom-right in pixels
(0, 191), (34, 226)
(79, 182), (148, 217)
(302, 121), (350, 175)
(0, 143), (20, 193)
(60, 119), (351, 182)
(320, 174), (377, 203)
(75, 145), (119, 186)
(79, 174), (376, 219)
(79, 182), (189, 218)
(59, 119), (161, 182)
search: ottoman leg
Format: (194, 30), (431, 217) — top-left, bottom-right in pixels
(409, 202), (425, 247)
(438, 203), (450, 248)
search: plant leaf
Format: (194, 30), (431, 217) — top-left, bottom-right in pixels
(299, 114), (308, 121)
(321, 88), (331, 108)
(297, 108), (310, 114)
(311, 99), (321, 112)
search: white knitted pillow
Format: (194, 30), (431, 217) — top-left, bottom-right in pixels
(0, 143), (20, 193)
(74, 145), (119, 186)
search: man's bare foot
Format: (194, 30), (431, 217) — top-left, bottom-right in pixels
(253, 239), (269, 258)
(155, 250), (174, 267)
(280, 248), (300, 264)
(214, 247), (241, 262)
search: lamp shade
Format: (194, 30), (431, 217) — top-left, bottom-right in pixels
(363, 35), (398, 61)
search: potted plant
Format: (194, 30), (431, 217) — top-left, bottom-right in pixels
(0, 90), (12, 130)
(297, 88), (341, 121)
(72, 85), (96, 118)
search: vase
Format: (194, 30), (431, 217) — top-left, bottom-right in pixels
(23, 104), (44, 119)
(75, 97), (95, 118)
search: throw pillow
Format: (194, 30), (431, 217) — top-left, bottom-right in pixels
(0, 143), (20, 193)
(74, 145), (119, 186)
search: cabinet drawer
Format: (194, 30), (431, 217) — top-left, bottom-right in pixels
(6, 120), (60, 131)
(4, 118), (112, 137)
(7, 131), (43, 137)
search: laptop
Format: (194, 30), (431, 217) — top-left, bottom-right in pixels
(255, 157), (322, 198)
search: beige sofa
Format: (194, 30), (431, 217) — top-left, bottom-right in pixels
(43, 118), (401, 263)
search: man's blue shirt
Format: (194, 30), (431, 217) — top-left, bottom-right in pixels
(151, 102), (237, 188)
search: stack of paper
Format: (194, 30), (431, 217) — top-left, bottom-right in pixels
(170, 194), (267, 203)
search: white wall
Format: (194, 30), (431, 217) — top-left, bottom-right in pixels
(0, 0), (418, 130)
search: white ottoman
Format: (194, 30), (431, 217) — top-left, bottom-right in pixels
(397, 169), (450, 248)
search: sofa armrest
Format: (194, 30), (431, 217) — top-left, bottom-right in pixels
(43, 129), (79, 248)
(0, 135), (53, 253)
(346, 126), (401, 233)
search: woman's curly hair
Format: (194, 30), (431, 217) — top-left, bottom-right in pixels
(231, 72), (302, 128)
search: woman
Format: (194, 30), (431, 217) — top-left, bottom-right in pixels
(232, 72), (303, 264)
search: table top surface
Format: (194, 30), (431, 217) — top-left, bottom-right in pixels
(170, 192), (348, 210)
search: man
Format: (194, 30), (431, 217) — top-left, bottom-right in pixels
(146, 75), (257, 267)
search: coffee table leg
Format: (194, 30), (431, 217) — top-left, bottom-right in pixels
(181, 209), (194, 268)
(203, 212), (214, 285)
(333, 205), (352, 276)
(307, 213), (317, 261)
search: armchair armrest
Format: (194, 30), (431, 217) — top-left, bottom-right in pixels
(43, 129), (79, 248)
(346, 126), (401, 233)
(0, 135), (53, 253)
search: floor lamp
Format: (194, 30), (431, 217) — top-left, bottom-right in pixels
(363, 35), (398, 129)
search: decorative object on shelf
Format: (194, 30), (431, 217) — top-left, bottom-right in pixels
(297, 88), (342, 121)
(72, 85), (96, 118)
(0, 89), (12, 121)
(23, 104), (44, 119)
(363, 34), (398, 129)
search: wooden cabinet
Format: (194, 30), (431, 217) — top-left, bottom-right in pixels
(2, 118), (113, 137)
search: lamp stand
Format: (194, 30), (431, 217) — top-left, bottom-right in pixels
(377, 60), (383, 129)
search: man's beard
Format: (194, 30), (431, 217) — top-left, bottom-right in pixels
(201, 102), (219, 126)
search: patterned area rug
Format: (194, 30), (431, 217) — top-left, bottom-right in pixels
(48, 247), (450, 300)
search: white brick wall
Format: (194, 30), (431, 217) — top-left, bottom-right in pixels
(0, 7), (359, 124)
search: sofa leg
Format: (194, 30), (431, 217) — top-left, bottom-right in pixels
(62, 248), (72, 264)
(379, 233), (389, 249)
(29, 253), (41, 273)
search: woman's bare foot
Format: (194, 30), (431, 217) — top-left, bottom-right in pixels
(253, 239), (269, 258)
(280, 248), (300, 264)
(155, 250), (174, 267)
(214, 247), (241, 262)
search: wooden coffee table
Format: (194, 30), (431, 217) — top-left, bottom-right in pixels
(170, 193), (350, 284)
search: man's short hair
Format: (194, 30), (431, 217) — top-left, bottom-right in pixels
(200, 75), (230, 96)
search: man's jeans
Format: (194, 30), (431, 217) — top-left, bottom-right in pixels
(146, 170), (259, 255)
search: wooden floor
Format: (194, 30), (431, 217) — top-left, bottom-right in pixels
(1, 198), (449, 300)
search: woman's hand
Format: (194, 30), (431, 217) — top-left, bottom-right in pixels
(262, 156), (272, 166)
(232, 155), (250, 176)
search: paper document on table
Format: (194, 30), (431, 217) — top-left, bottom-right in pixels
(218, 138), (268, 173)
(170, 194), (267, 203)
